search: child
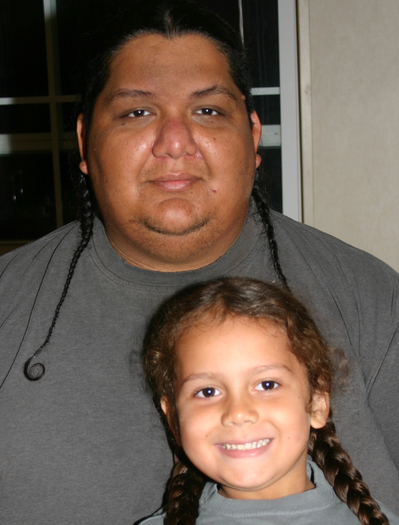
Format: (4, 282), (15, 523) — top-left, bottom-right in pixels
(141, 277), (399, 525)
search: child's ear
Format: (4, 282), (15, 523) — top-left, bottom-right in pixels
(310, 392), (330, 429)
(160, 397), (181, 446)
(160, 397), (172, 425)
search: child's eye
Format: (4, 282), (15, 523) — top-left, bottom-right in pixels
(254, 381), (279, 391)
(126, 109), (151, 118)
(195, 387), (221, 398)
(194, 108), (219, 116)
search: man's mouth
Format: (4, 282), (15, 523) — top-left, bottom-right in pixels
(221, 438), (270, 451)
(148, 174), (200, 192)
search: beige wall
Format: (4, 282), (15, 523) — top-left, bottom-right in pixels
(298, 0), (399, 272)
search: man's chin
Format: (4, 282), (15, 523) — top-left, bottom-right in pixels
(142, 217), (209, 237)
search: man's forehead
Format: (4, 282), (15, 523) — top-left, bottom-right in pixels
(106, 33), (237, 93)
(116, 32), (225, 58)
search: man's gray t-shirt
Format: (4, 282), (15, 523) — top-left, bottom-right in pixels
(1, 209), (399, 524)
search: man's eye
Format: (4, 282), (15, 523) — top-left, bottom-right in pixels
(195, 387), (221, 398)
(254, 381), (279, 391)
(126, 109), (151, 118)
(195, 108), (219, 116)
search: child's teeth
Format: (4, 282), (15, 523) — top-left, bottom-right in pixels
(222, 438), (270, 450)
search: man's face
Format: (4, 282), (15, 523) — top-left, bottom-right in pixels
(77, 34), (262, 271)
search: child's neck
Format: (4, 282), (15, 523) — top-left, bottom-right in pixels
(218, 477), (315, 501)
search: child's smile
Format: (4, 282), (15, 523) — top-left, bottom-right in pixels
(168, 316), (328, 501)
(220, 437), (270, 452)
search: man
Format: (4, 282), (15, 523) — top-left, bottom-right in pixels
(0, 2), (398, 524)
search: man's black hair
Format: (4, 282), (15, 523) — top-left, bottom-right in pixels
(24, 0), (288, 381)
(78, 0), (255, 139)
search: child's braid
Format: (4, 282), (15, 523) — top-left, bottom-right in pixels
(164, 453), (206, 525)
(309, 416), (390, 525)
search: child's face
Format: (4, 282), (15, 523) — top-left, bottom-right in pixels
(166, 316), (328, 500)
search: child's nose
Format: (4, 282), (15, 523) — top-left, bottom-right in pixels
(221, 396), (259, 426)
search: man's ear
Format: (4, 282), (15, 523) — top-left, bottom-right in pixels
(76, 113), (89, 175)
(310, 392), (330, 429)
(250, 110), (262, 170)
(160, 397), (181, 446)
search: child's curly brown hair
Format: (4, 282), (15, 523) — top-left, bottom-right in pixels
(143, 277), (389, 525)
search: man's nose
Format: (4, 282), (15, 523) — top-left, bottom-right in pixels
(152, 115), (198, 159)
(221, 395), (259, 427)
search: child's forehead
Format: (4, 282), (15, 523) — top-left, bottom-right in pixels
(179, 313), (286, 340)
(175, 314), (293, 362)
(174, 314), (310, 384)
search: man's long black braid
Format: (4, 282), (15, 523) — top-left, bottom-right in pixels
(252, 171), (290, 291)
(24, 172), (94, 380)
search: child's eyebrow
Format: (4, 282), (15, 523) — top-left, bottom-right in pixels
(180, 365), (293, 386)
(252, 364), (293, 375)
(180, 372), (221, 386)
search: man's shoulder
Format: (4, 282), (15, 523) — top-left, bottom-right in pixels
(0, 222), (80, 283)
(270, 210), (399, 281)
(272, 210), (370, 255)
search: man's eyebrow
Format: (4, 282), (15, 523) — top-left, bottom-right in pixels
(106, 89), (158, 104)
(189, 84), (238, 101)
(106, 85), (238, 104)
